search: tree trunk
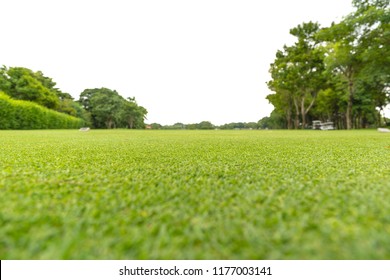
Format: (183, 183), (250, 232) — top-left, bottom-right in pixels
(377, 110), (383, 127)
(301, 98), (306, 129)
(106, 117), (113, 129)
(346, 77), (354, 130)
(286, 109), (293, 129)
(293, 98), (300, 129)
(127, 117), (134, 129)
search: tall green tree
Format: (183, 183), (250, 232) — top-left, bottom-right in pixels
(267, 22), (328, 129)
(121, 97), (148, 129)
(353, 0), (390, 125)
(79, 88), (148, 129)
(267, 49), (295, 129)
(266, 1), (389, 129)
(318, 0), (389, 128)
(79, 88), (124, 128)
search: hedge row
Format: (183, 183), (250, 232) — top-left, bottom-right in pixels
(0, 92), (85, 129)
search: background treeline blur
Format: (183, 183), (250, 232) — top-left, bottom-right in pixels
(149, 121), (260, 130)
(264, 0), (389, 129)
(0, 66), (147, 129)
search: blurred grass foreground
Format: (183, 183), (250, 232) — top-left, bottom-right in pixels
(1, 130), (390, 259)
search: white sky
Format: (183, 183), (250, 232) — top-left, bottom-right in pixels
(2, 0), (354, 125)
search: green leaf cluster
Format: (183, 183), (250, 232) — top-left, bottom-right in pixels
(0, 66), (60, 109)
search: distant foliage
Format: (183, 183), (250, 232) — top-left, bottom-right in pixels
(154, 121), (261, 130)
(79, 88), (147, 129)
(0, 66), (60, 109)
(266, 1), (390, 129)
(0, 92), (84, 129)
(0, 66), (91, 127)
(0, 66), (148, 129)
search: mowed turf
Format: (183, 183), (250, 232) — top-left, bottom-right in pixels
(0, 129), (389, 259)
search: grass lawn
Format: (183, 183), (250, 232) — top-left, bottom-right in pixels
(0, 129), (389, 259)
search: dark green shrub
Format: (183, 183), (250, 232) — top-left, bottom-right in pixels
(0, 91), (84, 129)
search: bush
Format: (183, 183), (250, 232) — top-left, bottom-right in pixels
(0, 91), (84, 129)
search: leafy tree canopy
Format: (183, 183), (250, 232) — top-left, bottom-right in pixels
(266, 0), (389, 129)
(79, 88), (147, 129)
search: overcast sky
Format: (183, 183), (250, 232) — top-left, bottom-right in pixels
(2, 0), (354, 125)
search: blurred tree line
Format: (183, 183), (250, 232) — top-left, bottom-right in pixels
(0, 66), (147, 129)
(265, 0), (389, 129)
(149, 121), (261, 130)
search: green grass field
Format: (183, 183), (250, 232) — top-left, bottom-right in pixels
(1, 129), (390, 259)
